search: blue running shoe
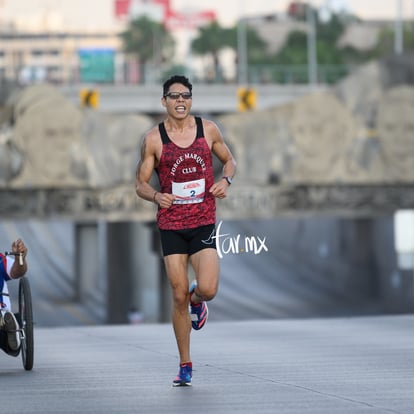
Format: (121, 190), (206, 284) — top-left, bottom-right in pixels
(189, 280), (208, 331)
(173, 362), (192, 387)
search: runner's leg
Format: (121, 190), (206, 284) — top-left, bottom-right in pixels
(164, 253), (191, 364)
(190, 248), (219, 305)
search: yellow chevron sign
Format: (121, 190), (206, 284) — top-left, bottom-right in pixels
(80, 89), (99, 108)
(237, 87), (257, 112)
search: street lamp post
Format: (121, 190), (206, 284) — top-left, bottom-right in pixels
(394, 0), (404, 54)
(307, 1), (318, 86)
(237, 0), (248, 85)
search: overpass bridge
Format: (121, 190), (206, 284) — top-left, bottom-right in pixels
(2, 82), (414, 329)
(59, 83), (327, 114)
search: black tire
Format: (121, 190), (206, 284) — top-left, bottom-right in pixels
(18, 277), (34, 371)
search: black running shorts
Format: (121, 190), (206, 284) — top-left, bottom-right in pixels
(159, 224), (217, 257)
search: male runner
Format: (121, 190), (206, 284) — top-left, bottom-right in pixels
(135, 75), (236, 386)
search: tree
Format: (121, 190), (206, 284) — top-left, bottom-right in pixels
(271, 8), (351, 82)
(275, 10), (345, 66)
(228, 24), (269, 65)
(274, 31), (308, 65)
(191, 21), (234, 81)
(371, 21), (414, 58)
(191, 20), (269, 81)
(119, 16), (175, 83)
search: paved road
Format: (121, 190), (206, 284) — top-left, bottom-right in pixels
(1, 315), (413, 414)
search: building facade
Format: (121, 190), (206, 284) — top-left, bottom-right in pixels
(0, 26), (125, 85)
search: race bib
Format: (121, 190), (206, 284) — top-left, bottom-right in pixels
(172, 178), (205, 204)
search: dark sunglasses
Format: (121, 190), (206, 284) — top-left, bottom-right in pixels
(164, 92), (192, 100)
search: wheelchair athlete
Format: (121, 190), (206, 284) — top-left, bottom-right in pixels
(0, 239), (28, 356)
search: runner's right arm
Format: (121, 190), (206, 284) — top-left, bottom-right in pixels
(135, 130), (175, 208)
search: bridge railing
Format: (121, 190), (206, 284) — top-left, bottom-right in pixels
(1, 184), (414, 221)
(59, 83), (327, 114)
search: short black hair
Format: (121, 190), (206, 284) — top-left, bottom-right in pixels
(163, 75), (192, 97)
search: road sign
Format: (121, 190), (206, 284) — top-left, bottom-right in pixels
(80, 89), (99, 108)
(237, 87), (257, 112)
(78, 48), (115, 83)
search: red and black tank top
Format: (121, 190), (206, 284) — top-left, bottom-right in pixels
(156, 116), (216, 230)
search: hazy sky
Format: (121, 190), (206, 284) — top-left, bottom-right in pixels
(1, 0), (412, 31)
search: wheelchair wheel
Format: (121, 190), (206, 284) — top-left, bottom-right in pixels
(18, 277), (34, 371)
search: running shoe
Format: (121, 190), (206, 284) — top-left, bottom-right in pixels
(172, 362), (192, 387)
(3, 311), (21, 351)
(189, 280), (208, 331)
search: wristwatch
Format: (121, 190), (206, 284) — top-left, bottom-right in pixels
(222, 176), (232, 186)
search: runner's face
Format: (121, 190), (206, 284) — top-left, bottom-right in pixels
(162, 83), (192, 118)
